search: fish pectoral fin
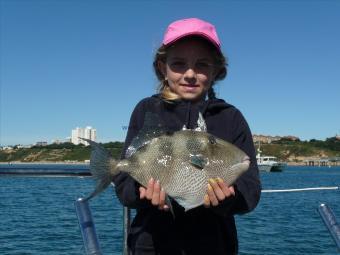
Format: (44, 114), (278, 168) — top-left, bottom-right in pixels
(190, 155), (207, 169)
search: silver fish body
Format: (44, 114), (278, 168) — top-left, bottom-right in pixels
(84, 113), (250, 211)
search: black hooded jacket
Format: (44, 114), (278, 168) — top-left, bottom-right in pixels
(113, 95), (261, 255)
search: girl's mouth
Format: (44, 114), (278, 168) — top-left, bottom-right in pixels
(181, 84), (199, 87)
(181, 84), (200, 93)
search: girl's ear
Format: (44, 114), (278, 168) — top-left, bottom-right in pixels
(157, 61), (166, 77)
(213, 66), (223, 81)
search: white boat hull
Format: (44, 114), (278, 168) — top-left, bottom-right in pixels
(258, 164), (272, 172)
(258, 162), (286, 172)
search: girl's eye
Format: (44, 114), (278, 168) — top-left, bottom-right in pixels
(197, 62), (209, 67)
(169, 61), (186, 71)
(171, 61), (185, 67)
(196, 62), (212, 69)
(168, 60), (214, 72)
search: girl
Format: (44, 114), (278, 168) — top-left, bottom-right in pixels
(113, 18), (261, 255)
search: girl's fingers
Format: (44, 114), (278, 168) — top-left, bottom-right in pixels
(143, 178), (169, 211)
(205, 178), (236, 208)
(162, 204), (170, 211)
(229, 186), (236, 196)
(207, 183), (219, 206)
(145, 178), (154, 200)
(151, 180), (161, 206)
(158, 188), (166, 209)
(216, 177), (232, 197)
(209, 178), (225, 201)
(203, 194), (210, 208)
(139, 187), (146, 199)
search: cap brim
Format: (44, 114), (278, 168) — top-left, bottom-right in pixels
(163, 32), (221, 50)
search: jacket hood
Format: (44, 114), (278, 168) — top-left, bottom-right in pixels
(151, 94), (234, 115)
(150, 94), (235, 130)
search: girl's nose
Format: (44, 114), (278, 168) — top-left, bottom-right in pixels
(184, 68), (197, 82)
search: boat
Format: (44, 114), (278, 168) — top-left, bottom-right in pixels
(257, 155), (286, 172)
(256, 144), (286, 172)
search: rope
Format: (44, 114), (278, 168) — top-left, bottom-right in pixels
(262, 186), (339, 193)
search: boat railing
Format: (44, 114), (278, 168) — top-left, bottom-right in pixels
(123, 206), (131, 255)
(75, 198), (132, 255)
(318, 203), (340, 251)
(75, 198), (103, 255)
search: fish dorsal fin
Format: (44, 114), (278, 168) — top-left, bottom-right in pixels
(125, 112), (166, 158)
(194, 112), (207, 132)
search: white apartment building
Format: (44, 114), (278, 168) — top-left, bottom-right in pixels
(71, 126), (97, 146)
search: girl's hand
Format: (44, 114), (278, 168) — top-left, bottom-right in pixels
(204, 178), (235, 208)
(139, 178), (169, 211)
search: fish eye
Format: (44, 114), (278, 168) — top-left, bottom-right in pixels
(165, 130), (174, 136)
(208, 135), (216, 144)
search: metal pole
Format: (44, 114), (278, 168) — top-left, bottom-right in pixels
(318, 203), (340, 251)
(262, 186), (339, 193)
(75, 198), (102, 255)
(123, 206), (131, 255)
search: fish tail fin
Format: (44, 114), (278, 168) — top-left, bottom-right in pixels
(80, 138), (119, 201)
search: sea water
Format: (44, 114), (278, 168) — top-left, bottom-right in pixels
(0, 165), (339, 254)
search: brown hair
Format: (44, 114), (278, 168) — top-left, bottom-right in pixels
(153, 36), (228, 101)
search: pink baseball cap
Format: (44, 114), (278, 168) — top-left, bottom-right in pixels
(162, 18), (221, 50)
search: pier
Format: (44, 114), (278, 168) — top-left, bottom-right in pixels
(303, 157), (340, 167)
(0, 163), (91, 176)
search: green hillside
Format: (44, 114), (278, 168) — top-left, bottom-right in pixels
(257, 137), (340, 161)
(1, 137), (339, 163)
(0, 142), (124, 162)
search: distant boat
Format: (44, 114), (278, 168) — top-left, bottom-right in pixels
(257, 155), (287, 172)
(256, 143), (286, 172)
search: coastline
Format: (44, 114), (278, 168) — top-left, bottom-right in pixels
(0, 161), (303, 166)
(0, 161), (89, 165)
(0, 161), (333, 167)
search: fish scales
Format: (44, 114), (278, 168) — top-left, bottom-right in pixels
(125, 132), (204, 197)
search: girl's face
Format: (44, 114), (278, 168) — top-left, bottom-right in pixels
(159, 38), (218, 102)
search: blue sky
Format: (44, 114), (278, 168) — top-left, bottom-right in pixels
(1, 0), (339, 146)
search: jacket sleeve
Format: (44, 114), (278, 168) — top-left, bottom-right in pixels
(112, 100), (152, 209)
(212, 109), (261, 216)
